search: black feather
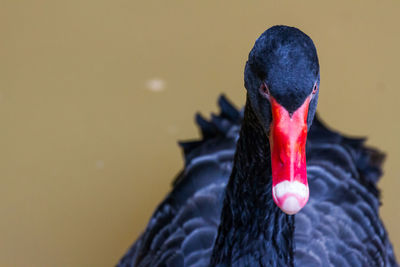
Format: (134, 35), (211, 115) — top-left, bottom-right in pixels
(195, 113), (218, 139)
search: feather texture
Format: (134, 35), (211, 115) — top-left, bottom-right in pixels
(118, 95), (397, 267)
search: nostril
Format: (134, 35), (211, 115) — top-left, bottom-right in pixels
(279, 151), (285, 165)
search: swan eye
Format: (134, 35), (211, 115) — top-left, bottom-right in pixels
(260, 82), (270, 98)
(312, 83), (318, 94)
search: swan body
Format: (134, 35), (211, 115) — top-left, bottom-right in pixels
(119, 26), (397, 267)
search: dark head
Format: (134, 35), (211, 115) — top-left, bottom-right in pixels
(244, 26), (320, 214)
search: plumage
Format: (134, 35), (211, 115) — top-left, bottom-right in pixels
(119, 95), (396, 266)
(118, 26), (397, 266)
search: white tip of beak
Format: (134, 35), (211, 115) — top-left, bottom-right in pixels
(280, 196), (302, 215)
(272, 180), (309, 215)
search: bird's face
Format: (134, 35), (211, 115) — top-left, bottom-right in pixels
(245, 26), (320, 215)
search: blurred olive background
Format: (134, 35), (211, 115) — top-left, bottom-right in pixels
(1, 1), (400, 266)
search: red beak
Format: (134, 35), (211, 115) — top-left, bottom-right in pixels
(269, 96), (311, 214)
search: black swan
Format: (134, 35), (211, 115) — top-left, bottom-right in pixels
(118, 26), (397, 266)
